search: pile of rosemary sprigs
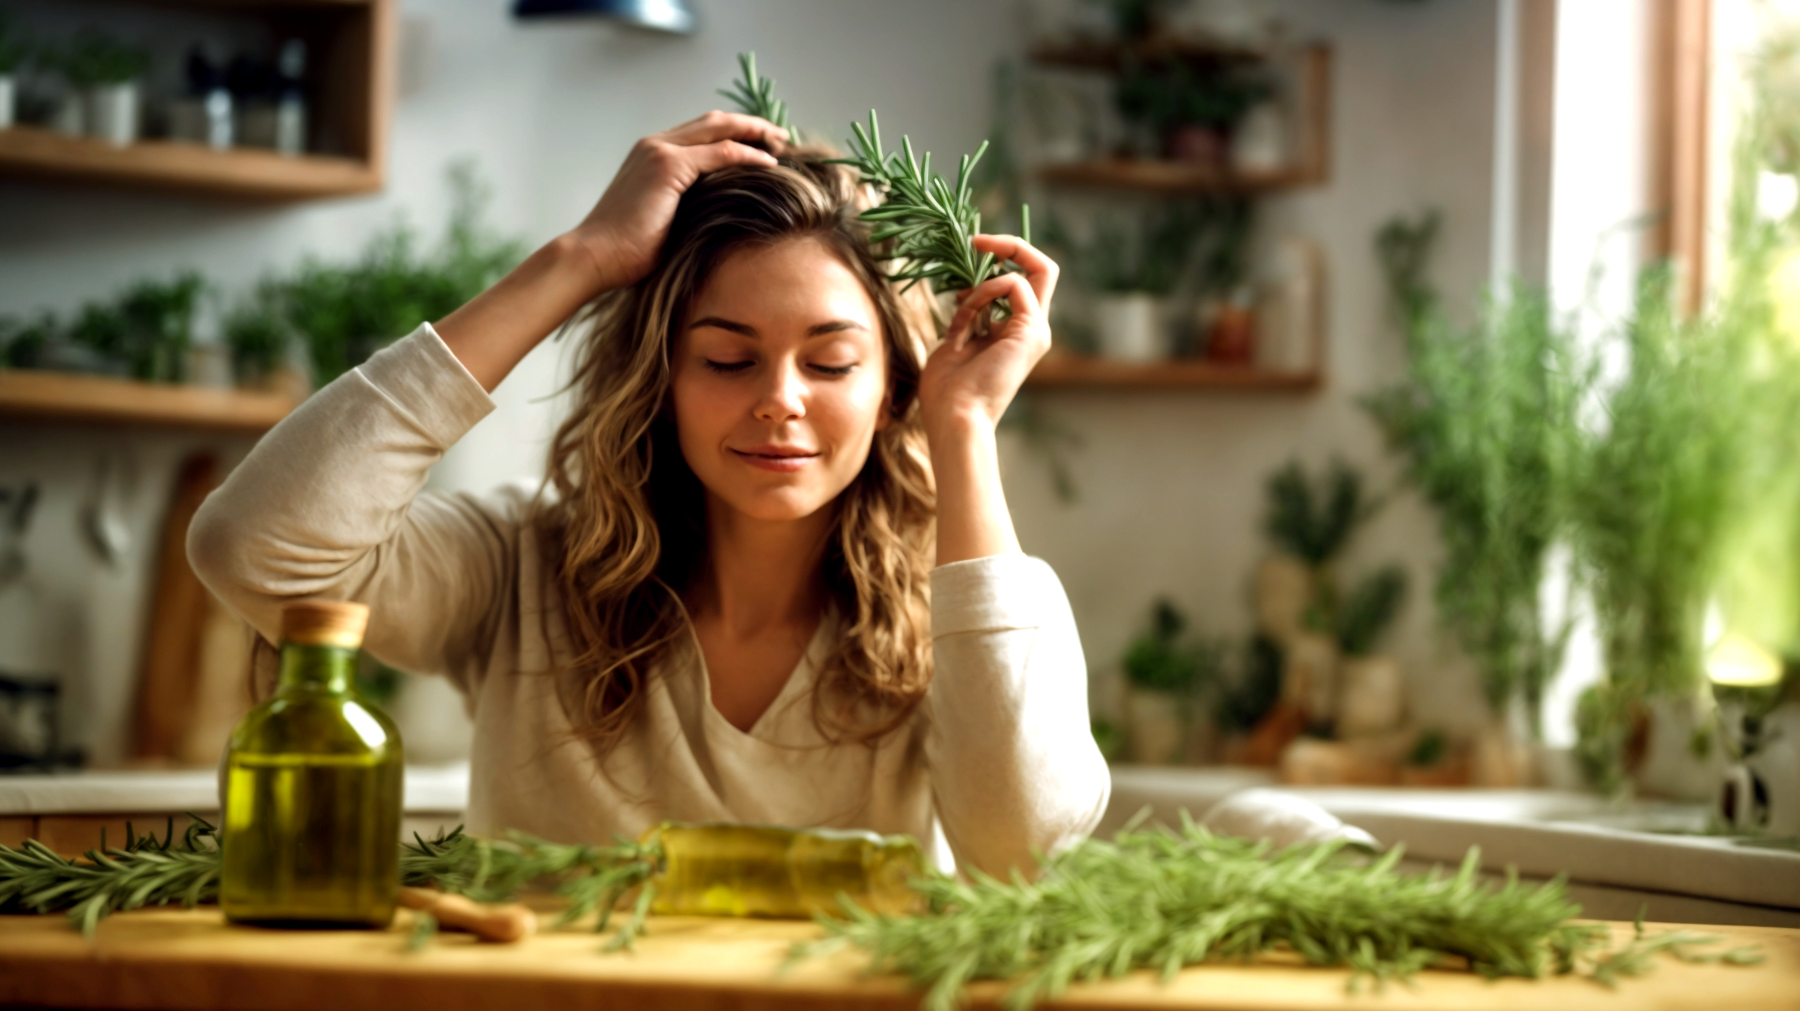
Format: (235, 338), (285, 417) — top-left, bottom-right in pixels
(796, 814), (1764, 1011)
(0, 814), (1765, 1006)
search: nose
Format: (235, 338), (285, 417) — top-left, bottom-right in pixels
(752, 358), (807, 423)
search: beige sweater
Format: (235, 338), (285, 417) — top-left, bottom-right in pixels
(188, 324), (1110, 876)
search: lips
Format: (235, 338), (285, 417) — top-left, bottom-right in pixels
(730, 445), (820, 473)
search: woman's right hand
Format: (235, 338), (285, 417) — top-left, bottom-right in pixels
(567, 111), (789, 295)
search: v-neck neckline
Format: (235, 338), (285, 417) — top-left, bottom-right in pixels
(682, 609), (832, 742)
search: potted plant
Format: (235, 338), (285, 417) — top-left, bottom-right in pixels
(1114, 57), (1270, 167)
(65, 30), (148, 146)
(0, 16), (27, 130)
(1120, 598), (1218, 765)
(1332, 566), (1408, 738)
(1364, 212), (1583, 786)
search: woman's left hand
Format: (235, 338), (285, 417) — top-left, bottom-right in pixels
(917, 235), (1058, 441)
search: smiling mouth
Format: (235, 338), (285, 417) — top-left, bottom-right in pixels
(731, 448), (819, 472)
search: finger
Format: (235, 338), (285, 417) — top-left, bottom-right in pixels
(681, 139), (780, 176)
(972, 234), (1059, 306)
(661, 109), (789, 150)
(944, 272), (1043, 351)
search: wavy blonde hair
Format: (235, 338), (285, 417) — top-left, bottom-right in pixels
(536, 147), (938, 758)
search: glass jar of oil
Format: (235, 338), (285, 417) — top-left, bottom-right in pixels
(648, 822), (924, 918)
(220, 601), (403, 927)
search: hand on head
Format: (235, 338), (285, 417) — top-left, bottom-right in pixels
(568, 111), (790, 295)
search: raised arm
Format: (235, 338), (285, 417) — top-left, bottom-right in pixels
(915, 239), (1110, 875)
(918, 236), (1057, 566)
(436, 111), (787, 391)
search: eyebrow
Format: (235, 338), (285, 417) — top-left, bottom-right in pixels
(688, 316), (870, 337)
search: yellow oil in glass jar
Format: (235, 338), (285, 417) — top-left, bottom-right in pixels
(647, 822), (924, 918)
(220, 601), (403, 927)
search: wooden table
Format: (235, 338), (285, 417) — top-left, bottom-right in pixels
(1, 906), (1795, 1011)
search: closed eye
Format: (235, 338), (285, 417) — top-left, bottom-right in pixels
(811, 363), (857, 376)
(703, 359), (754, 374)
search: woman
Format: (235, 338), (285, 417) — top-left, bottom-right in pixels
(190, 110), (1109, 877)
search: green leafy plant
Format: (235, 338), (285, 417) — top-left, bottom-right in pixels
(1262, 458), (1368, 568)
(1336, 565), (1407, 657)
(1044, 199), (1250, 297)
(271, 162), (523, 386)
(60, 30), (148, 86)
(1115, 57), (1271, 138)
(1121, 598), (1219, 694)
(1364, 217), (1582, 727)
(0, 15), (30, 74)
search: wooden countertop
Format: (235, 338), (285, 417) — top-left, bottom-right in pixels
(0, 906), (1795, 1011)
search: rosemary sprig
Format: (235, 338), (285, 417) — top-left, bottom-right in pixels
(719, 51), (798, 142)
(401, 826), (660, 947)
(793, 815), (1754, 1011)
(0, 818), (221, 937)
(837, 110), (1029, 300)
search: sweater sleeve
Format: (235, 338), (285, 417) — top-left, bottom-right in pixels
(188, 323), (516, 693)
(924, 553), (1111, 878)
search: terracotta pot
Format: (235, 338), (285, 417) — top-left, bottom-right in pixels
(1471, 713), (1535, 787)
(1163, 123), (1228, 167)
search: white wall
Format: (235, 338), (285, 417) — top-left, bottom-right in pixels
(0, 0), (1506, 762)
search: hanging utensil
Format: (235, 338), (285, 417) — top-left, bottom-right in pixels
(81, 450), (132, 571)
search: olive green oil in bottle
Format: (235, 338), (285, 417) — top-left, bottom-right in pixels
(649, 822), (924, 918)
(221, 601), (403, 927)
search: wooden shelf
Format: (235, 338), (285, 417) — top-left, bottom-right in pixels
(1027, 37), (1267, 70)
(0, 126), (380, 200)
(0, 0), (394, 201)
(1037, 159), (1319, 194)
(0, 370), (301, 431)
(1030, 43), (1332, 194)
(1024, 356), (1322, 391)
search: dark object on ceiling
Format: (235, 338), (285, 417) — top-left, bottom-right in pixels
(511, 0), (696, 34)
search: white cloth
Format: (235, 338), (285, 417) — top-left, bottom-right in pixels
(188, 323), (1111, 876)
(1201, 788), (1379, 851)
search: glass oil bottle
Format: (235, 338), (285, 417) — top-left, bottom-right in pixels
(648, 822), (925, 918)
(221, 601), (403, 927)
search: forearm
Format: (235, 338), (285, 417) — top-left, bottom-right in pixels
(434, 234), (610, 392)
(928, 414), (1021, 566)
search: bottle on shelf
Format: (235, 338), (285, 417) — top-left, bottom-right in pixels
(169, 46), (232, 150)
(220, 600), (403, 928)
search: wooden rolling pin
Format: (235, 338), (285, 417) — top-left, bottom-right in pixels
(398, 887), (536, 943)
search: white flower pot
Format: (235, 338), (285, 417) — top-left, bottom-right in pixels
(0, 75), (14, 130)
(86, 81), (141, 147)
(1634, 691), (1726, 802)
(1253, 554), (1314, 643)
(1337, 655), (1405, 738)
(1093, 293), (1166, 363)
(1125, 686), (1187, 765)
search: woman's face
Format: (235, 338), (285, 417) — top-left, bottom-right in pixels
(671, 236), (889, 525)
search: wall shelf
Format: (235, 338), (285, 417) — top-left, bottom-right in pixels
(0, 370), (300, 431)
(1036, 159), (1318, 194)
(1024, 356), (1322, 391)
(0, 0), (394, 201)
(1029, 43), (1332, 193)
(0, 126), (380, 200)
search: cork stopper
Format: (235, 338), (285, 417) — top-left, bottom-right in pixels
(280, 600), (369, 649)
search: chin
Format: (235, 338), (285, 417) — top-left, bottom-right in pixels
(722, 486), (839, 524)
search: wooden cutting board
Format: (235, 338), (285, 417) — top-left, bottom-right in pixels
(0, 907), (1794, 1011)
